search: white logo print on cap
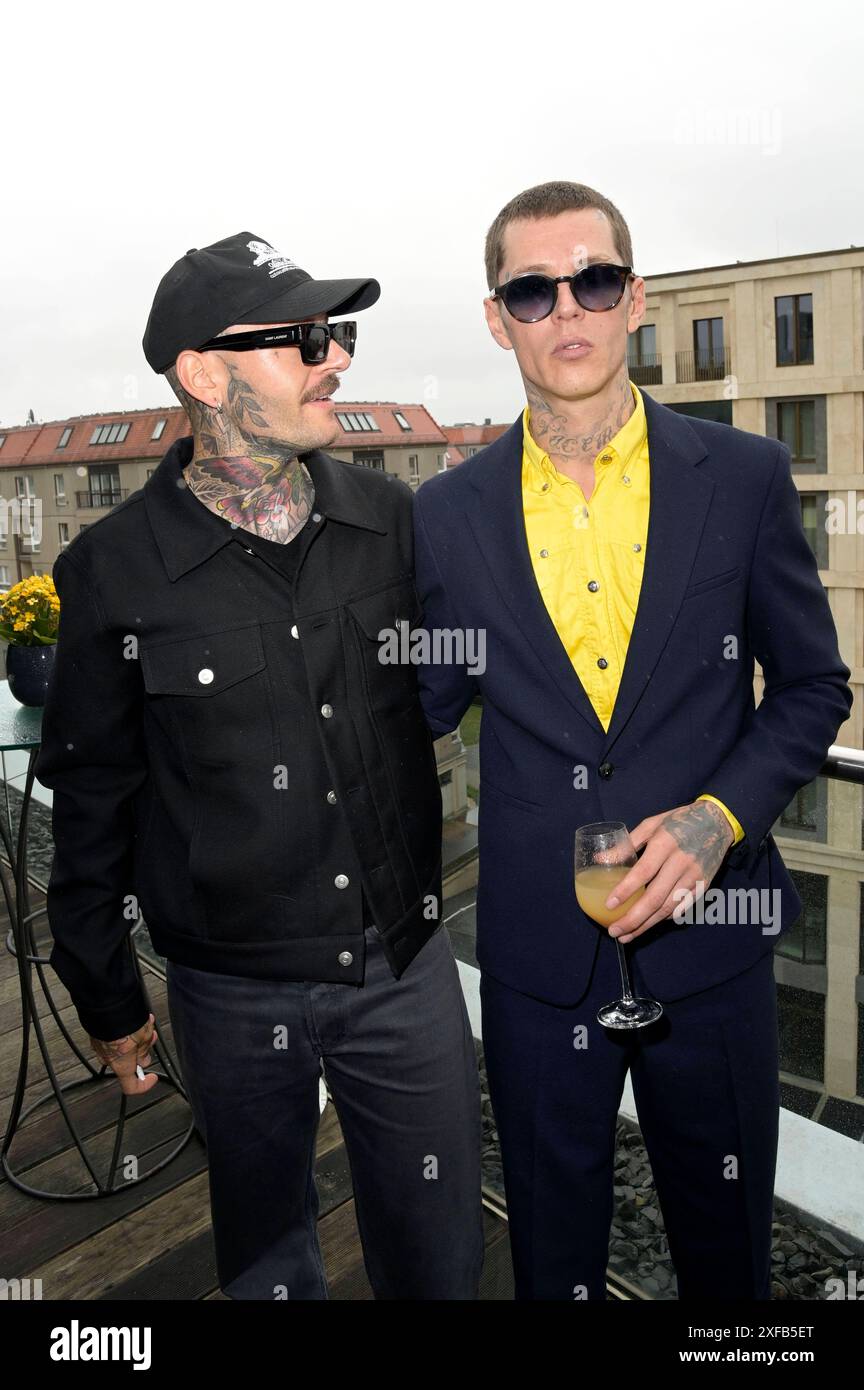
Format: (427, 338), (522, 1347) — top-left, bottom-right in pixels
(246, 240), (299, 278)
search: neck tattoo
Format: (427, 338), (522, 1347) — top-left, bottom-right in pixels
(180, 365), (316, 543)
(183, 454), (316, 543)
(526, 372), (634, 469)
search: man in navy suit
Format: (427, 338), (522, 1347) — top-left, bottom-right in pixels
(413, 181), (853, 1300)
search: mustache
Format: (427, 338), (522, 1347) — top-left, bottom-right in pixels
(302, 375), (341, 403)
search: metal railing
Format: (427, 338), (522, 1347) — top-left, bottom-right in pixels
(675, 347), (731, 382)
(820, 744), (864, 784)
(627, 354), (663, 386)
(75, 489), (129, 509)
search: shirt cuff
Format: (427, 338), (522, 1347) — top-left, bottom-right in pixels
(696, 793), (745, 845)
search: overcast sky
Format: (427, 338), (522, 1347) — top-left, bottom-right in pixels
(2, 0), (861, 431)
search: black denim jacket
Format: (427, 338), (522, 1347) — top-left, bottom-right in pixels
(35, 436), (443, 1039)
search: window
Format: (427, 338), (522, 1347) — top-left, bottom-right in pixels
(693, 317), (725, 377)
(337, 411), (379, 432)
(14, 475), (35, 498)
(0, 435), (6, 450)
(0, 566), (9, 586)
(776, 871), (827, 964)
(409, 454), (420, 484)
(90, 422), (131, 445)
(776, 399), (816, 462)
(393, 411), (412, 431)
(781, 782), (819, 833)
(352, 451), (385, 470)
(628, 324), (661, 385)
(437, 454), (446, 472)
(799, 491), (828, 568)
(85, 466), (123, 508)
(629, 324), (657, 364)
(57, 427), (72, 449)
(151, 419), (167, 440)
(777, 983), (824, 1083)
(54, 474), (67, 504)
(58, 522), (70, 547)
(667, 400), (734, 426)
(775, 293), (813, 366)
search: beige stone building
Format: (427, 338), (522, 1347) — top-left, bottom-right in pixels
(636, 246), (864, 1113)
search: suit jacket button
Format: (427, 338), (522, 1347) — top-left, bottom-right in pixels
(334, 873), (349, 889)
(326, 790), (337, 804)
(338, 951), (353, 967)
(598, 761), (614, 779)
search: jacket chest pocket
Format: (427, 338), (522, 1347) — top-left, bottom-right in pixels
(680, 567), (747, 667)
(347, 578), (425, 717)
(139, 625), (265, 695)
(139, 625), (269, 759)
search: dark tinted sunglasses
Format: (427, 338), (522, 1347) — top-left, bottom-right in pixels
(492, 264), (633, 323)
(197, 320), (356, 365)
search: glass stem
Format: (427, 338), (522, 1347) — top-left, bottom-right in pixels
(614, 940), (636, 1002)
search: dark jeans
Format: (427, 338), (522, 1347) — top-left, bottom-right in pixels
(166, 922), (484, 1300)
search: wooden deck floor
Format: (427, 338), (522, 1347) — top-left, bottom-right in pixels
(0, 882), (514, 1300)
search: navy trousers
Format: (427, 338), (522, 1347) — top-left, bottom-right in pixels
(480, 930), (780, 1301)
(166, 922), (485, 1299)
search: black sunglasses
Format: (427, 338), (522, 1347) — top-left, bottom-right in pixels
(492, 264), (633, 323)
(197, 320), (357, 365)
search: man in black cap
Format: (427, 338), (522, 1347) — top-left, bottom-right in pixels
(35, 232), (484, 1300)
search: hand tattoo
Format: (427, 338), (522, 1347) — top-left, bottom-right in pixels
(660, 800), (734, 886)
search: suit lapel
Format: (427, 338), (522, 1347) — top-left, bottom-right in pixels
(465, 389), (714, 754)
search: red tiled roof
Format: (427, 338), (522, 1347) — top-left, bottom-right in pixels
(327, 402), (448, 447)
(443, 422), (510, 447)
(0, 400), (449, 469)
(0, 426), (42, 465)
(0, 407), (190, 470)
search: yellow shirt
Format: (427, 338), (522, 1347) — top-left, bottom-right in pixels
(521, 380), (744, 846)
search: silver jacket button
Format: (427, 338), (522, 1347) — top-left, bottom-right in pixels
(321, 703), (333, 718)
(290, 624), (299, 639)
(338, 951), (353, 967)
(334, 873), (349, 889)
(326, 790), (337, 804)
(197, 668), (214, 684)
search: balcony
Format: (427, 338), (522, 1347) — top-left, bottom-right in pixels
(675, 346), (731, 382)
(75, 489), (129, 509)
(627, 354), (663, 386)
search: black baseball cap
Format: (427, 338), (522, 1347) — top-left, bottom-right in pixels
(142, 231), (380, 373)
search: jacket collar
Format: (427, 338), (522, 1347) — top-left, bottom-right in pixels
(144, 435), (388, 582)
(458, 387), (714, 753)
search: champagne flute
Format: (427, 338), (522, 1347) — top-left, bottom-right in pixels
(574, 820), (663, 1029)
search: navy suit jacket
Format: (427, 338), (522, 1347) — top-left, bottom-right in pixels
(413, 389), (854, 1006)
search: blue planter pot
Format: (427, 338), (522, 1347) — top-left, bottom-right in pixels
(6, 643), (56, 707)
